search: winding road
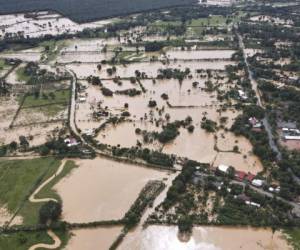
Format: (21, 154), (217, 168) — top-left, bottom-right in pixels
(28, 230), (61, 250)
(29, 160), (67, 203)
(28, 160), (67, 250)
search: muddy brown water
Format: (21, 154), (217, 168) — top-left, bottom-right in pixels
(65, 227), (122, 250)
(54, 158), (169, 223)
(119, 225), (291, 250)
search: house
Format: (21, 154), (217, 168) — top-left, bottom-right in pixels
(217, 164), (230, 174)
(238, 90), (248, 100)
(285, 135), (300, 140)
(83, 128), (95, 136)
(245, 173), (255, 182)
(235, 170), (246, 181)
(64, 138), (79, 147)
(251, 179), (264, 187)
(78, 97), (87, 103)
(246, 200), (261, 208)
(249, 117), (262, 128)
(282, 127), (300, 140)
(268, 186), (280, 193)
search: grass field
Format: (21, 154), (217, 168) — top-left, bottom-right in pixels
(16, 66), (31, 83)
(11, 160), (77, 225)
(0, 157), (60, 216)
(23, 89), (70, 108)
(151, 20), (182, 26)
(0, 59), (8, 69)
(284, 228), (300, 250)
(40, 40), (66, 62)
(188, 15), (228, 27)
(21, 89), (70, 117)
(0, 230), (69, 250)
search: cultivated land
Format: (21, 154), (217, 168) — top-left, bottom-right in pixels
(0, 0), (300, 249)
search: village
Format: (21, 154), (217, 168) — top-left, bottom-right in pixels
(0, 0), (300, 249)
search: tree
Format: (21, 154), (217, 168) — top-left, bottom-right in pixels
(148, 100), (157, 108)
(178, 215), (193, 233)
(187, 125), (195, 133)
(19, 136), (29, 148)
(9, 141), (18, 151)
(39, 201), (62, 224)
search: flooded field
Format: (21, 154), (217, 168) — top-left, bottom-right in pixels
(163, 127), (217, 164)
(120, 226), (291, 250)
(66, 60), (233, 79)
(0, 12), (115, 40)
(54, 158), (169, 223)
(97, 121), (161, 149)
(215, 130), (263, 173)
(0, 122), (63, 147)
(165, 50), (235, 60)
(0, 52), (41, 62)
(65, 227), (122, 250)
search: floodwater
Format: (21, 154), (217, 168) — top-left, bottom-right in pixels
(0, 94), (64, 147)
(65, 227), (122, 250)
(0, 12), (115, 39)
(165, 50), (235, 60)
(66, 60), (233, 79)
(119, 226), (291, 250)
(96, 121), (161, 149)
(0, 122), (63, 147)
(0, 52), (41, 62)
(54, 158), (168, 223)
(163, 127), (217, 164)
(215, 130), (263, 174)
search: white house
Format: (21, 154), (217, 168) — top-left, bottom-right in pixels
(238, 90), (248, 100)
(217, 164), (230, 173)
(251, 179), (264, 187)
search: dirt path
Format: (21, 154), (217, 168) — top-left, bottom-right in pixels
(28, 230), (61, 250)
(28, 160), (66, 250)
(29, 159), (67, 203)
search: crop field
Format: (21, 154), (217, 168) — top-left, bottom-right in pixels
(0, 0), (196, 23)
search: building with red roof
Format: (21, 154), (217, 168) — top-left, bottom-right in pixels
(235, 171), (247, 181)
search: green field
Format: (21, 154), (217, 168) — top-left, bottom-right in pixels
(284, 228), (300, 250)
(0, 59), (8, 70)
(21, 89), (70, 116)
(40, 40), (67, 62)
(0, 230), (69, 250)
(0, 157), (60, 216)
(16, 66), (31, 83)
(151, 20), (182, 26)
(11, 159), (76, 225)
(23, 89), (70, 108)
(188, 15), (228, 27)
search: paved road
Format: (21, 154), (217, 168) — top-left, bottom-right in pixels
(236, 31), (282, 161)
(236, 30), (300, 185)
